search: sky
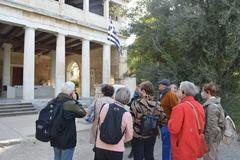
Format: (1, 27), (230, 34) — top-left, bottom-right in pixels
(125, 0), (138, 46)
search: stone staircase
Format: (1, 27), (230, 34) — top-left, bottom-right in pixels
(0, 102), (38, 117)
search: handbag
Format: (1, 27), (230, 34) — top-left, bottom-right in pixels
(185, 101), (208, 158)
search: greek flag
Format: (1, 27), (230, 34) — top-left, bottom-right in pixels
(107, 20), (122, 55)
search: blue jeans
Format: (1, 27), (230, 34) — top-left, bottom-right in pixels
(160, 126), (171, 160)
(54, 147), (75, 160)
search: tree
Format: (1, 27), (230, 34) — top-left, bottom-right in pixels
(126, 0), (240, 107)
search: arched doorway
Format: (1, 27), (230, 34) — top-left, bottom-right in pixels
(66, 61), (80, 93)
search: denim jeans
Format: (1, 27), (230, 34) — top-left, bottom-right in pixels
(54, 147), (75, 160)
(160, 126), (171, 160)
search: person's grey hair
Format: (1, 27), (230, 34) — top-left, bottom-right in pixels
(61, 81), (75, 95)
(115, 87), (131, 105)
(179, 81), (199, 97)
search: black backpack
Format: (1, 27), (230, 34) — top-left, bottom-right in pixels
(99, 103), (126, 144)
(35, 98), (67, 142)
(139, 102), (160, 136)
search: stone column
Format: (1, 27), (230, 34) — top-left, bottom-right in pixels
(104, 0), (110, 20)
(50, 51), (56, 87)
(23, 27), (35, 101)
(55, 33), (65, 96)
(81, 39), (90, 97)
(2, 43), (12, 87)
(83, 0), (89, 12)
(102, 43), (111, 84)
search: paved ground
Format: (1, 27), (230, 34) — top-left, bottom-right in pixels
(0, 129), (162, 160)
(0, 115), (240, 160)
(0, 114), (90, 141)
(1, 129), (240, 160)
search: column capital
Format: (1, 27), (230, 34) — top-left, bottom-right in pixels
(2, 43), (13, 49)
(56, 33), (67, 37)
(53, 32), (66, 38)
(24, 26), (37, 30)
(58, 32), (66, 36)
(82, 38), (90, 42)
(103, 42), (111, 46)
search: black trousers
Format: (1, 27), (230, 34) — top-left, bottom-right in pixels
(132, 136), (156, 160)
(94, 147), (123, 160)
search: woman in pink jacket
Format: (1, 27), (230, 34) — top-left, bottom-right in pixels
(168, 81), (205, 160)
(94, 87), (133, 160)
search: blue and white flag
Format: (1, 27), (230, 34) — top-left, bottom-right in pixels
(107, 20), (122, 55)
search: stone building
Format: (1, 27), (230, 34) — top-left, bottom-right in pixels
(0, 0), (130, 101)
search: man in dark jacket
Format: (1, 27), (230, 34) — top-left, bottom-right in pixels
(50, 81), (86, 160)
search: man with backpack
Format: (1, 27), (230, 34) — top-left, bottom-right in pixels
(36, 81), (86, 160)
(130, 81), (167, 160)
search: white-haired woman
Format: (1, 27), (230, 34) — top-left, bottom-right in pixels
(168, 81), (205, 160)
(94, 87), (133, 160)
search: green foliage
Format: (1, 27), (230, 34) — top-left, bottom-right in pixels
(226, 95), (240, 130)
(126, 0), (240, 109)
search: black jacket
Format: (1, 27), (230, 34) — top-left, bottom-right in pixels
(50, 93), (86, 149)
